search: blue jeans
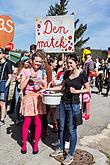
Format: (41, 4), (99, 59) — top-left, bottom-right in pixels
(0, 80), (9, 102)
(59, 100), (80, 156)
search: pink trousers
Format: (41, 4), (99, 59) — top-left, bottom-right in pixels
(22, 115), (41, 152)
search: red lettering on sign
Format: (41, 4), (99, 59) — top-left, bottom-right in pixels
(44, 20), (52, 34)
(36, 36), (68, 49)
(43, 19), (69, 35)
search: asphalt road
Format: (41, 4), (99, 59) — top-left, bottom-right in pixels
(0, 86), (110, 165)
(78, 87), (110, 139)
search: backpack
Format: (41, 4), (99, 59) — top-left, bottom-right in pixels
(87, 61), (97, 77)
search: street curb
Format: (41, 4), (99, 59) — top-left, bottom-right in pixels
(77, 145), (109, 165)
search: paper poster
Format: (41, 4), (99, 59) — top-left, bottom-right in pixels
(36, 15), (74, 53)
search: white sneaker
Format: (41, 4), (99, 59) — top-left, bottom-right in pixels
(51, 139), (60, 147)
(65, 141), (69, 149)
(50, 148), (63, 157)
(62, 154), (73, 165)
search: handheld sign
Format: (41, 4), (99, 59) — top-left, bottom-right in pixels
(36, 15), (74, 53)
(0, 15), (14, 49)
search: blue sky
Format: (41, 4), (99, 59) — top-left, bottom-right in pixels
(0, 0), (110, 51)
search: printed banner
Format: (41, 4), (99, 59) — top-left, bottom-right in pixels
(36, 15), (74, 53)
(0, 15), (14, 49)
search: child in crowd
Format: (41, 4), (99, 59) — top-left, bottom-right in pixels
(20, 52), (47, 154)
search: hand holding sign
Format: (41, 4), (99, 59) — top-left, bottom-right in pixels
(0, 15), (14, 49)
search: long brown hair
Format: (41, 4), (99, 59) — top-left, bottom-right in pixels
(16, 61), (24, 76)
(32, 50), (52, 83)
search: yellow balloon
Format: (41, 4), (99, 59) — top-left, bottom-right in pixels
(83, 48), (91, 55)
(82, 48), (91, 62)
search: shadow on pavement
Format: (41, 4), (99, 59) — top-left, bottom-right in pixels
(41, 125), (58, 150)
(6, 114), (34, 149)
(6, 112), (59, 151)
(6, 123), (22, 147)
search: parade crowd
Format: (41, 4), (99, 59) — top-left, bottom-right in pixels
(0, 45), (110, 165)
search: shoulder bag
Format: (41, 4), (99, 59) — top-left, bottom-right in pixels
(0, 62), (7, 93)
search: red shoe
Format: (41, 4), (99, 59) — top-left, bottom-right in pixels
(82, 114), (90, 120)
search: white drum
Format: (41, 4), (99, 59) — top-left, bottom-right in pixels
(42, 92), (63, 105)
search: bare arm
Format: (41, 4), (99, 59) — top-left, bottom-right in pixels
(47, 80), (65, 92)
(48, 85), (62, 91)
(20, 76), (30, 90)
(70, 82), (90, 94)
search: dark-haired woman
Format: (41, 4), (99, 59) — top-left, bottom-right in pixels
(48, 53), (90, 165)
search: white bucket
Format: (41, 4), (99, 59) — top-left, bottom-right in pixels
(42, 93), (62, 105)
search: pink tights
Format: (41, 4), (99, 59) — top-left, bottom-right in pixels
(22, 115), (41, 152)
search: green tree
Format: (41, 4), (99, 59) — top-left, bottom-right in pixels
(74, 21), (89, 49)
(47, 0), (68, 15)
(47, 0), (89, 49)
